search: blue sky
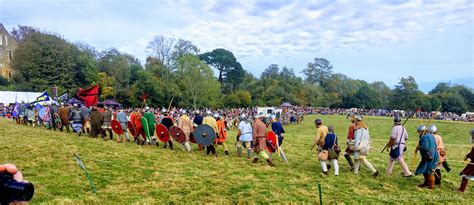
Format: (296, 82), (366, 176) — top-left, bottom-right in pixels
(0, 0), (473, 92)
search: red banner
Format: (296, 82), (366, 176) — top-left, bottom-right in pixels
(77, 85), (99, 107)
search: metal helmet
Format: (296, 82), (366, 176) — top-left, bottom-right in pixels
(427, 125), (437, 133)
(181, 109), (187, 114)
(315, 118), (322, 125)
(394, 115), (402, 123)
(161, 108), (167, 113)
(195, 110), (201, 115)
(417, 125), (426, 132)
(74, 103), (78, 107)
(144, 106), (150, 111)
(206, 110), (212, 115)
(355, 115), (363, 121)
(213, 113), (219, 118)
(239, 114), (246, 120)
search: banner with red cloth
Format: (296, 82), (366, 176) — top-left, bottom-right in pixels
(77, 85), (99, 107)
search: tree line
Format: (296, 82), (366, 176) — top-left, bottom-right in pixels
(0, 25), (472, 114)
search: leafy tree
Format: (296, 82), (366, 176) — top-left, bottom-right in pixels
(389, 76), (422, 110)
(199, 48), (242, 86)
(11, 30), (97, 91)
(0, 76), (9, 86)
(171, 39), (199, 62)
(176, 55), (221, 109)
(224, 90), (252, 108)
(11, 25), (36, 42)
(303, 58), (333, 86)
(98, 72), (115, 100)
(350, 86), (383, 109)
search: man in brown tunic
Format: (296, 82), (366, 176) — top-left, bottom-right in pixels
(58, 103), (70, 133)
(459, 128), (474, 192)
(252, 115), (274, 166)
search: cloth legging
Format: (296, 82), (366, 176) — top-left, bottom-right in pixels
(236, 141), (252, 156)
(320, 159), (339, 175)
(254, 151), (269, 160)
(215, 141), (228, 151)
(182, 141), (192, 152)
(386, 156), (412, 176)
(354, 156), (377, 174)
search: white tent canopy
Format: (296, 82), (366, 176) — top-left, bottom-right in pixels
(0, 91), (55, 104)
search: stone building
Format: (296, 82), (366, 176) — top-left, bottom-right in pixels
(0, 23), (17, 80)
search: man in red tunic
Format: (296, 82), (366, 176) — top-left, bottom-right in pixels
(252, 114), (274, 166)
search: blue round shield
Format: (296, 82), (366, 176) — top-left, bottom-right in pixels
(192, 124), (216, 146)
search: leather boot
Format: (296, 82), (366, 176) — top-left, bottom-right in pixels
(418, 174), (428, 188)
(253, 158), (259, 163)
(266, 158), (274, 166)
(344, 154), (354, 170)
(442, 161), (451, 172)
(459, 177), (468, 192)
(435, 169), (442, 186)
(428, 174), (436, 190)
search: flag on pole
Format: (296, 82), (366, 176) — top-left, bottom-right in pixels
(36, 91), (51, 102)
(77, 85), (99, 107)
(57, 92), (69, 103)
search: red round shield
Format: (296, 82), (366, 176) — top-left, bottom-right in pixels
(127, 121), (137, 137)
(111, 120), (123, 135)
(155, 124), (170, 142)
(266, 131), (277, 153)
(169, 126), (186, 144)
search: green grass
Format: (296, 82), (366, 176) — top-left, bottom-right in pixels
(1, 115), (473, 204)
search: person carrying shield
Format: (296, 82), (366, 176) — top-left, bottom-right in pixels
(270, 114), (285, 146)
(193, 110), (204, 151)
(143, 106), (157, 145)
(203, 110), (218, 156)
(215, 113), (229, 155)
(160, 110), (174, 149)
(101, 106), (114, 140)
(236, 114), (253, 158)
(178, 109), (193, 152)
(116, 109), (129, 143)
(252, 114), (274, 166)
(458, 128), (474, 192)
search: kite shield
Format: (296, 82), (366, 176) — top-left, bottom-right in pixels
(111, 120), (123, 135)
(192, 124), (216, 146)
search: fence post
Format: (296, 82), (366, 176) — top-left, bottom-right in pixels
(318, 183), (323, 205)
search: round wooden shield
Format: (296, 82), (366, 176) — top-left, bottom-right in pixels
(192, 124), (216, 146)
(169, 126), (186, 144)
(127, 121), (137, 137)
(54, 113), (62, 129)
(111, 120), (123, 135)
(155, 124), (170, 142)
(266, 131), (277, 153)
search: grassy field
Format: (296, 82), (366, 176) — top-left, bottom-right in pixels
(1, 115), (473, 204)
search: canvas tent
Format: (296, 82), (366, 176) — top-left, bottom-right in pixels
(0, 91), (56, 105)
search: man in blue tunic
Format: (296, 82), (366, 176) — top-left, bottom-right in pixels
(270, 114), (285, 146)
(415, 125), (439, 190)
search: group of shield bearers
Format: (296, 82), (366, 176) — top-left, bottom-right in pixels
(312, 114), (474, 192)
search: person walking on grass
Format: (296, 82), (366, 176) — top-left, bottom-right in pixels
(344, 114), (356, 171)
(353, 115), (379, 177)
(427, 124), (450, 187)
(415, 125), (439, 190)
(252, 114), (274, 166)
(236, 114), (253, 159)
(311, 118), (330, 170)
(320, 125), (340, 176)
(458, 128), (474, 192)
(385, 115), (412, 177)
